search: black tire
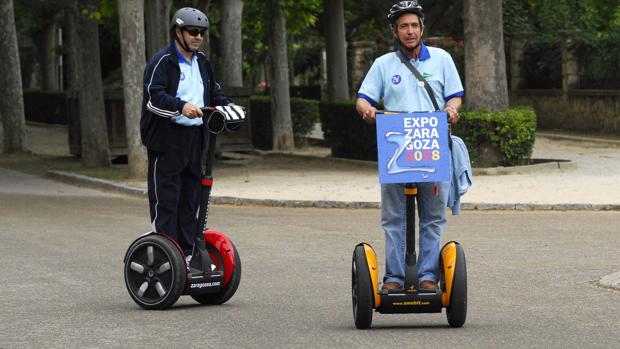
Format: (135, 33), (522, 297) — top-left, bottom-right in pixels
(191, 242), (241, 305)
(352, 245), (373, 329)
(447, 244), (467, 327)
(124, 235), (186, 310)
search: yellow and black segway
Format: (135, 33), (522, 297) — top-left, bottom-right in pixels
(352, 183), (467, 329)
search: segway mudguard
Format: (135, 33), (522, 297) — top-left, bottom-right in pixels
(440, 241), (459, 307)
(204, 228), (237, 286)
(123, 231), (186, 263)
(441, 240), (467, 327)
(356, 242), (381, 308)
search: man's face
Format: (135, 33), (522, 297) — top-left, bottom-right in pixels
(176, 26), (206, 51)
(393, 13), (424, 51)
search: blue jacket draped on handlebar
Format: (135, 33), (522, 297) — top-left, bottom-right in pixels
(448, 135), (473, 215)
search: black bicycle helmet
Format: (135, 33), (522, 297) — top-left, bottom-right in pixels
(170, 7), (209, 52)
(387, 1), (424, 26)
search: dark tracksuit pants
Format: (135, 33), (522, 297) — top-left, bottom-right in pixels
(147, 123), (203, 255)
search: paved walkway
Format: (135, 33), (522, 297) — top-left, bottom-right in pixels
(42, 127), (620, 210)
(6, 122), (620, 209)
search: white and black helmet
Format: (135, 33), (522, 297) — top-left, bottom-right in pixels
(170, 7), (209, 30)
(387, 1), (424, 26)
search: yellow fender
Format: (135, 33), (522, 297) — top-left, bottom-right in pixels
(360, 243), (381, 309)
(441, 241), (458, 307)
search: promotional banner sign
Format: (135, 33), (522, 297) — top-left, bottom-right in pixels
(376, 111), (450, 184)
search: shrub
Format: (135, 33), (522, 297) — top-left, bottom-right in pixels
(23, 89), (68, 124)
(319, 100), (377, 161)
(453, 106), (537, 167)
(249, 96), (319, 149)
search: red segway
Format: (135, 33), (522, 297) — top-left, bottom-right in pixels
(124, 106), (245, 310)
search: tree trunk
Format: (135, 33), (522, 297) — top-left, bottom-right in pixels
(196, 0), (212, 59)
(40, 17), (59, 91)
(266, 0), (294, 150)
(145, 0), (172, 58)
(118, 0), (148, 178)
(463, 0), (509, 112)
(77, 3), (110, 167)
(64, 5), (79, 91)
(323, 0), (349, 101)
(219, 0), (243, 87)
(0, 0), (27, 153)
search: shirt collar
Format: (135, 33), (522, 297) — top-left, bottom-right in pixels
(174, 44), (195, 64)
(398, 42), (431, 62)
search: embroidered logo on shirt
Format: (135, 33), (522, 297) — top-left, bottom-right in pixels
(180, 72), (185, 81)
(392, 75), (402, 85)
(423, 72), (432, 79)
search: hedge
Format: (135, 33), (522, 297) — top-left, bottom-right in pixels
(23, 89), (68, 124)
(319, 100), (377, 161)
(454, 107), (537, 167)
(319, 100), (537, 167)
(249, 96), (319, 150)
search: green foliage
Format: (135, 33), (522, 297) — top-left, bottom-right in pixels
(282, 0), (322, 35)
(319, 100), (377, 161)
(503, 0), (530, 34)
(419, 0), (463, 39)
(249, 96), (319, 149)
(576, 36), (620, 88)
(13, 2), (44, 38)
(505, 0), (620, 89)
(242, 0), (322, 81)
(80, 0), (117, 23)
(520, 41), (562, 89)
(453, 107), (537, 167)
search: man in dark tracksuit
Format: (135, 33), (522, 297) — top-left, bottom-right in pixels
(140, 7), (231, 258)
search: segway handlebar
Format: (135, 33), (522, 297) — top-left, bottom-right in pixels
(191, 104), (245, 274)
(201, 105), (247, 135)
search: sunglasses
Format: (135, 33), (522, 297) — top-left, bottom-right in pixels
(184, 28), (206, 37)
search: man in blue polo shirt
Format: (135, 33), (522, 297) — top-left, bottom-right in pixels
(356, 1), (464, 291)
(140, 7), (232, 261)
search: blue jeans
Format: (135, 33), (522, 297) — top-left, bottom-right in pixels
(381, 181), (449, 286)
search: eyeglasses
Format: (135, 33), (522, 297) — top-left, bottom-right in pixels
(184, 28), (206, 37)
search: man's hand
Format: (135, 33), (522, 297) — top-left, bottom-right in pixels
(182, 103), (204, 119)
(444, 97), (462, 124)
(361, 106), (377, 123)
(445, 105), (459, 124)
(356, 98), (377, 124)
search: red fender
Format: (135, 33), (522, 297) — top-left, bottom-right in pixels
(203, 229), (236, 286)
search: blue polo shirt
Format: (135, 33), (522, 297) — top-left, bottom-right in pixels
(172, 46), (205, 126)
(358, 43), (464, 113)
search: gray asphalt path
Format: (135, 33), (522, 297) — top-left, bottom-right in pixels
(1, 173), (619, 348)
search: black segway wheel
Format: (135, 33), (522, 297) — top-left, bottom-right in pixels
(191, 242), (241, 305)
(352, 245), (373, 329)
(446, 244), (467, 327)
(124, 235), (186, 310)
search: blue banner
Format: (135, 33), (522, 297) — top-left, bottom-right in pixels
(376, 112), (450, 184)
